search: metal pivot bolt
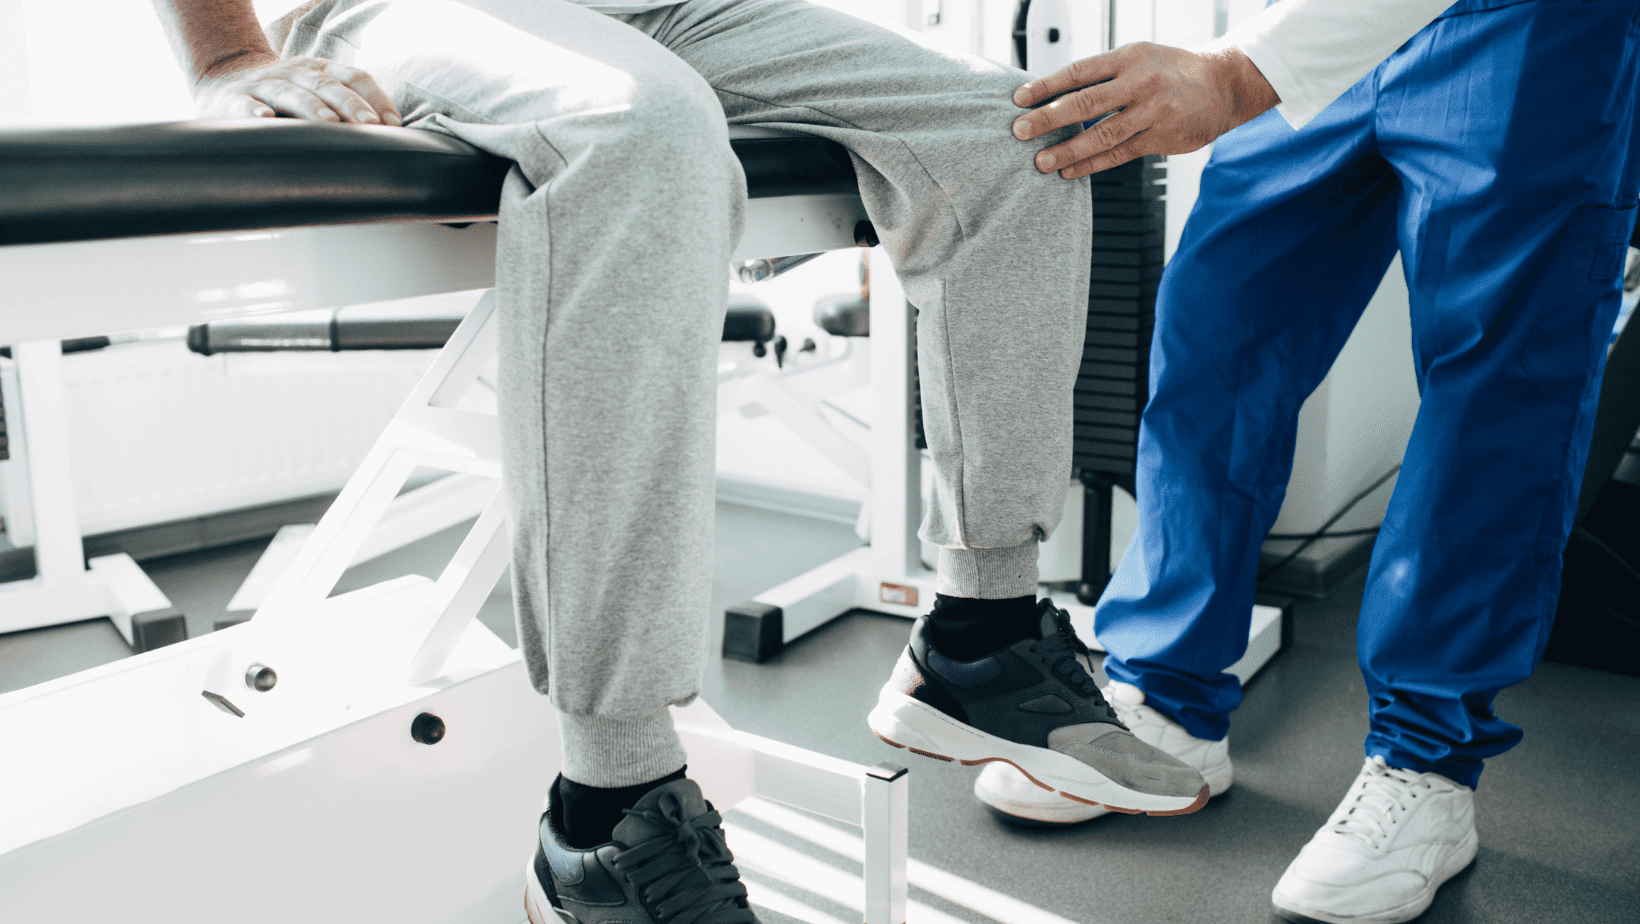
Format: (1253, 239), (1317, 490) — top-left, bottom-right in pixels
(245, 663), (277, 692)
(410, 712), (446, 745)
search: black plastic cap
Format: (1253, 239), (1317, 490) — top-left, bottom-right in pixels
(722, 603), (783, 663)
(411, 712), (446, 745)
(186, 324), (212, 355)
(131, 607), (188, 653)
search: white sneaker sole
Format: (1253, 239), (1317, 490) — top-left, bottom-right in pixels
(1270, 826), (1479, 924)
(867, 686), (1208, 815)
(975, 752), (1233, 825)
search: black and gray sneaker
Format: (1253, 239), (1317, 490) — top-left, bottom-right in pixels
(525, 776), (759, 924)
(867, 599), (1209, 815)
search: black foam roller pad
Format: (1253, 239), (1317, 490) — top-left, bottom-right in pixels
(723, 303), (777, 342)
(0, 121), (861, 247)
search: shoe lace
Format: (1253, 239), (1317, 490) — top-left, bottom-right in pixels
(1328, 759), (1435, 849)
(612, 791), (758, 924)
(1032, 604), (1117, 719)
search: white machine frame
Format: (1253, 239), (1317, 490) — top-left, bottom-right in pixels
(0, 153), (910, 924)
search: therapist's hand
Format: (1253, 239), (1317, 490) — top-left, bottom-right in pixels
(1011, 42), (1277, 178)
(192, 52), (402, 126)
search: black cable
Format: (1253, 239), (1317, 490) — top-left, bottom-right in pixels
(1259, 464), (1401, 582)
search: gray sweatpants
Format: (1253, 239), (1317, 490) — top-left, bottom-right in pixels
(273, 0), (1092, 786)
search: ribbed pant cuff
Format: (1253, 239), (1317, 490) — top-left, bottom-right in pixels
(937, 540), (1039, 598)
(557, 707), (688, 788)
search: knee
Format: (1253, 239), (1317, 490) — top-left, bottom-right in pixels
(566, 79), (736, 189)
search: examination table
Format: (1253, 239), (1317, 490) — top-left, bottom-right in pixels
(0, 119), (908, 924)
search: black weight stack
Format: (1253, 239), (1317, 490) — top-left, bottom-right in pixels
(1074, 155), (1165, 483)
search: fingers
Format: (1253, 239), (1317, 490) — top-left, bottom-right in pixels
(322, 62), (402, 127)
(241, 75), (346, 122)
(1013, 79), (1124, 141)
(1031, 105), (1144, 174)
(199, 56), (402, 126)
(1013, 49), (1123, 109)
(216, 93), (278, 120)
(1058, 132), (1155, 178)
(283, 59), (390, 124)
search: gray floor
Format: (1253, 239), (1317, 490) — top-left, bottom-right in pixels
(3, 501), (1637, 924)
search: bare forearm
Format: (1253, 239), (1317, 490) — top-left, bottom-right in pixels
(151, 0), (274, 86)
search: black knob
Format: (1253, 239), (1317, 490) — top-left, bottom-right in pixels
(411, 712), (446, 745)
(1076, 581), (1106, 607)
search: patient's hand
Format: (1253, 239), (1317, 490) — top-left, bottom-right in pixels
(1010, 42), (1276, 178)
(193, 52), (402, 126)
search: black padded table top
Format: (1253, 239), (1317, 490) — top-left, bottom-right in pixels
(0, 119), (859, 247)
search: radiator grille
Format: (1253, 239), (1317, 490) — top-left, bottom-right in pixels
(1, 342), (428, 541)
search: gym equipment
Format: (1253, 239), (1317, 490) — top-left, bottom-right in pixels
(0, 119), (907, 924)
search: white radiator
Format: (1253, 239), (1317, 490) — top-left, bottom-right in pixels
(0, 342), (431, 544)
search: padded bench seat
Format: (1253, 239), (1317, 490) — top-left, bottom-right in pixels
(0, 120), (860, 247)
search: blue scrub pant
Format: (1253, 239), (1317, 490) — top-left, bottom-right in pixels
(1096, 0), (1640, 788)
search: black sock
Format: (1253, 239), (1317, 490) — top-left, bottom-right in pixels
(557, 765), (688, 849)
(926, 594), (1039, 660)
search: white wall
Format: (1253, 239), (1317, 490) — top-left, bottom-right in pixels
(4, 0), (194, 127)
(0, 0), (35, 123)
(1271, 257), (1418, 552)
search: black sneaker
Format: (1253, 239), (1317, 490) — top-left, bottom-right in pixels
(867, 599), (1209, 815)
(525, 776), (760, 924)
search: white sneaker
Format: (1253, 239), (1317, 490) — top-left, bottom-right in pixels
(973, 680), (1233, 824)
(1271, 756), (1478, 924)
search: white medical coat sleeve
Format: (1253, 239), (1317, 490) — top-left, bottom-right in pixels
(1212, 0), (1455, 129)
